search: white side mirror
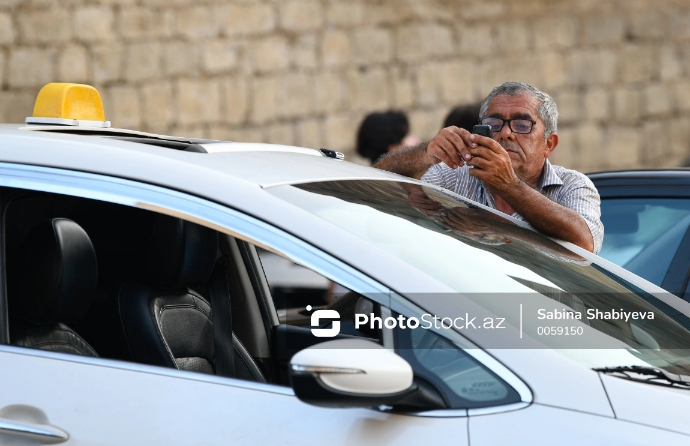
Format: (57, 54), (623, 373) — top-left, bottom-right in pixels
(289, 338), (414, 408)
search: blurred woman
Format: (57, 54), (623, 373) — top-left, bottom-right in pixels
(356, 111), (420, 165)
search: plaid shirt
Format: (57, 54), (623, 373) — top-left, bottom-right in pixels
(421, 160), (604, 254)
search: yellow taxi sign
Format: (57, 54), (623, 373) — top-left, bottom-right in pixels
(26, 83), (110, 128)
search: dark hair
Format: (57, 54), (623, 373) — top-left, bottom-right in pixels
(356, 111), (410, 163)
(443, 104), (481, 131)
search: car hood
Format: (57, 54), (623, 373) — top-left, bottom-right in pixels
(600, 373), (690, 436)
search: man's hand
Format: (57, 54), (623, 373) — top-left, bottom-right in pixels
(426, 126), (476, 169)
(465, 134), (521, 193)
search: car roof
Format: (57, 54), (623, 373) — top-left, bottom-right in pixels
(588, 168), (690, 196)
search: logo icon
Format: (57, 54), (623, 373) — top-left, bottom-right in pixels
(307, 305), (340, 337)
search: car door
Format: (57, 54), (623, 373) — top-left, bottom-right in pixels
(0, 163), (467, 446)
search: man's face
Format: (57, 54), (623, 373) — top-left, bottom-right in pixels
(484, 94), (557, 184)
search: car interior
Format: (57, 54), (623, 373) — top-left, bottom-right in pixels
(1, 188), (382, 386)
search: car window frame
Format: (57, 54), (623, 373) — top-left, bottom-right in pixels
(0, 161), (531, 415)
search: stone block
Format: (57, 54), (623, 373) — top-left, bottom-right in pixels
(291, 33), (318, 69)
(228, 127), (265, 144)
(267, 123), (295, 146)
(628, 11), (667, 40)
(584, 88), (610, 122)
(353, 28), (392, 65)
(326, 2), (363, 27)
(140, 81), (173, 129)
(324, 113), (354, 152)
(576, 124), (604, 171)
(604, 127), (642, 169)
(612, 87), (642, 124)
(495, 22), (530, 53)
(643, 83), (671, 117)
(18, 10), (70, 44)
(277, 73), (312, 119)
(409, 108), (447, 141)
(176, 6), (219, 40)
(203, 39), (240, 74)
(459, 24), (495, 57)
(458, 0), (506, 19)
(0, 13), (15, 44)
(249, 76), (278, 124)
(0, 52), (4, 87)
(57, 45), (90, 83)
(322, 31), (351, 67)
(669, 116), (690, 158)
(313, 72), (347, 114)
(176, 79), (221, 126)
(280, 0), (323, 32)
(92, 43), (124, 83)
(163, 41), (200, 76)
(348, 68), (390, 111)
(565, 49), (617, 86)
(618, 45), (655, 84)
(533, 16), (577, 50)
(248, 36), (290, 73)
(674, 81), (690, 112)
(660, 45), (682, 81)
(669, 8), (690, 41)
(439, 61), (475, 105)
(221, 77), (248, 125)
(365, 1), (413, 25)
(103, 85), (141, 129)
(125, 42), (161, 82)
(8, 48), (55, 88)
(583, 15), (625, 45)
(540, 52), (567, 91)
(0, 90), (35, 124)
(391, 68), (414, 109)
(641, 120), (669, 165)
(555, 90), (582, 125)
(296, 118), (321, 149)
(169, 125), (208, 139)
(118, 7), (174, 40)
(548, 127), (577, 170)
(416, 64), (440, 106)
(223, 3), (275, 35)
(74, 6), (114, 42)
(396, 24), (453, 62)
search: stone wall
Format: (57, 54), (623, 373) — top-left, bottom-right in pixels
(1, 0), (689, 171)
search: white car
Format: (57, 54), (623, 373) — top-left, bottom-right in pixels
(1, 83), (690, 445)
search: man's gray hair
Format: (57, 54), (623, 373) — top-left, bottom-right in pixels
(479, 81), (558, 140)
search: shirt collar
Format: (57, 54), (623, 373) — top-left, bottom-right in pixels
(537, 159), (563, 190)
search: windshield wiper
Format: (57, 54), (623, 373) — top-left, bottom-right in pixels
(594, 365), (690, 389)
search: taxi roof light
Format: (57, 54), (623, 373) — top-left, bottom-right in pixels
(25, 83), (111, 128)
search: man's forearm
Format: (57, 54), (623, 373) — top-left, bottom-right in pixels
(374, 142), (433, 179)
(501, 182), (595, 252)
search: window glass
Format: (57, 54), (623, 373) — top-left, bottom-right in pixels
(396, 323), (520, 408)
(598, 198), (690, 286)
(268, 180), (690, 374)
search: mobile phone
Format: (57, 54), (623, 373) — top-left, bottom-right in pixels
(472, 124), (492, 138)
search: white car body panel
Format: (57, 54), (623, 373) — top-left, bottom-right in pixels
(0, 347), (467, 445)
(469, 403), (688, 445)
(600, 374), (690, 436)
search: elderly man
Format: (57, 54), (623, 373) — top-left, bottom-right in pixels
(375, 81), (603, 253)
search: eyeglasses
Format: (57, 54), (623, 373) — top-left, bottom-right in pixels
(480, 117), (536, 134)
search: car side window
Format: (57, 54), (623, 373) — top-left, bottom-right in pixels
(395, 321), (521, 409)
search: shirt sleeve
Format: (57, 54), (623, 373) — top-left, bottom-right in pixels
(421, 163), (460, 191)
(557, 172), (604, 254)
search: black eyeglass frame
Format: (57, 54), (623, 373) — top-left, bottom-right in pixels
(479, 117), (537, 134)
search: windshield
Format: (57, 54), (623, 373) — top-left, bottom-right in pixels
(269, 180), (690, 375)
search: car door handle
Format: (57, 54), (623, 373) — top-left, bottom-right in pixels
(0, 417), (69, 444)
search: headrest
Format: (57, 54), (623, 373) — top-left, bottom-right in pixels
(145, 215), (218, 288)
(10, 218), (98, 325)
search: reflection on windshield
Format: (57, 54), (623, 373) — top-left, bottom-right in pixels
(269, 180), (690, 375)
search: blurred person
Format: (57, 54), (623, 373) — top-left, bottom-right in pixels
(356, 111), (420, 165)
(375, 81), (603, 254)
(443, 103), (482, 131)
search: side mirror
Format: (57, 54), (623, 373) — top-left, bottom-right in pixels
(289, 338), (415, 408)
